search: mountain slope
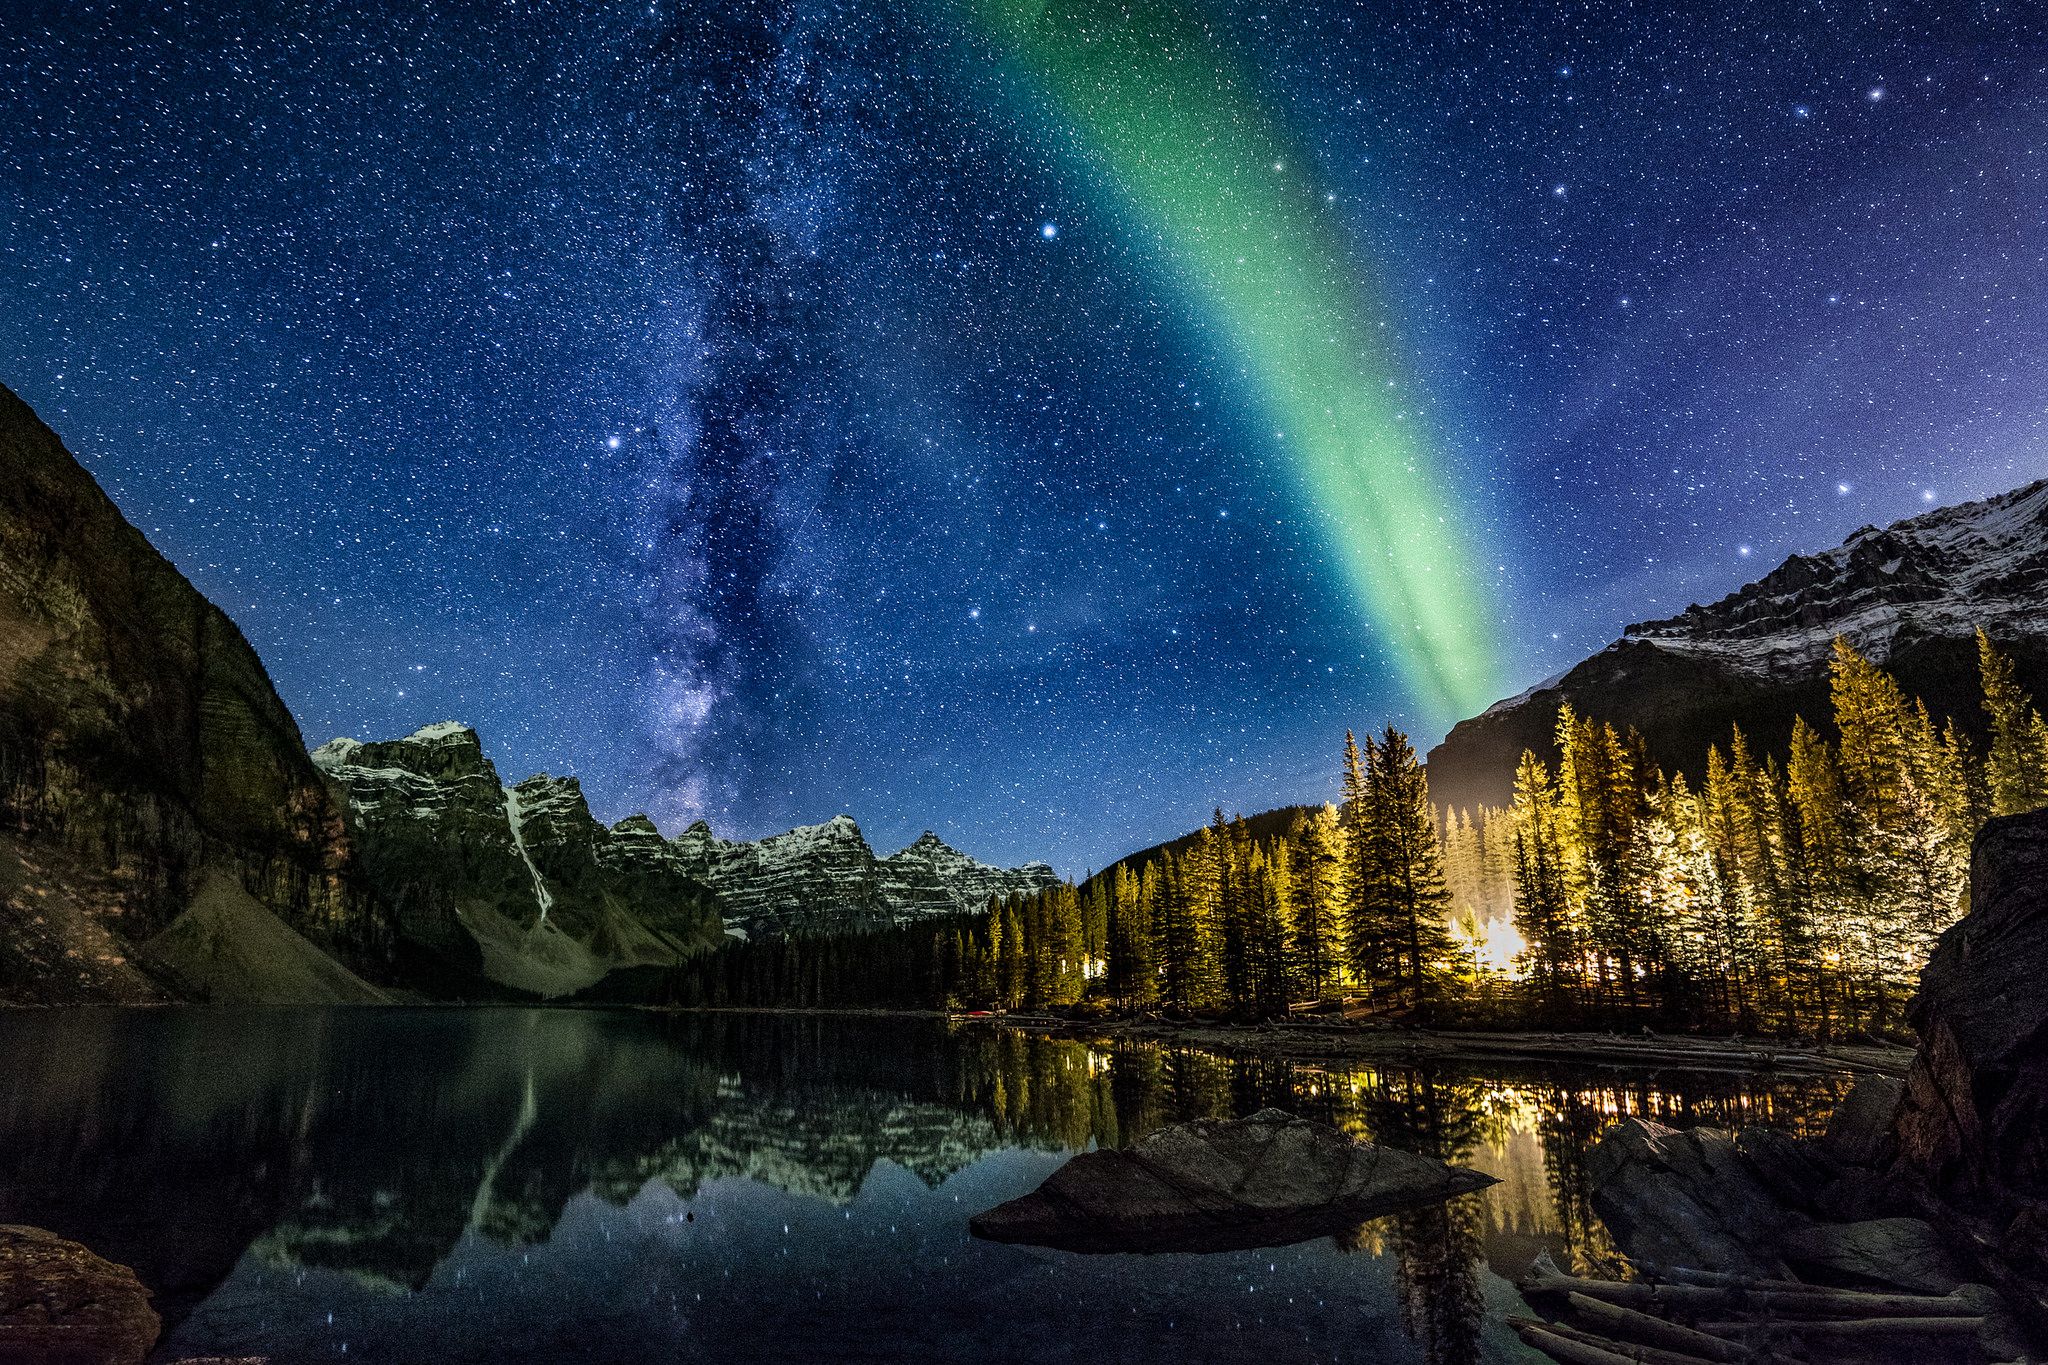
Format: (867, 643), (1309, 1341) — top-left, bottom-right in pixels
(0, 384), (396, 1003)
(1075, 805), (1319, 898)
(1427, 478), (2048, 812)
(312, 723), (728, 997)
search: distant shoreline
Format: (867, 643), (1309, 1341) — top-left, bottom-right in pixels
(642, 1005), (1914, 1077)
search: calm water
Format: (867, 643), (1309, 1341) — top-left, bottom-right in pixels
(0, 1009), (1854, 1365)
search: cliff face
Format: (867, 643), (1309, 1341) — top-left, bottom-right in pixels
(1428, 479), (2048, 812)
(0, 384), (394, 1003)
(672, 815), (1059, 938)
(312, 723), (727, 997)
(1895, 809), (2048, 1203)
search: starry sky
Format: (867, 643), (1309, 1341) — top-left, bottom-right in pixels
(5, 1), (2047, 874)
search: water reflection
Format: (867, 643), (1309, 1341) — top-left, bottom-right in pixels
(0, 1009), (1850, 1364)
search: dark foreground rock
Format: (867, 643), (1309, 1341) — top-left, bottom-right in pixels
(1587, 1099), (1970, 1293)
(1891, 806), (2048, 1317)
(969, 1108), (1496, 1254)
(1895, 809), (2048, 1203)
(0, 1224), (159, 1365)
(1585, 1118), (1809, 1277)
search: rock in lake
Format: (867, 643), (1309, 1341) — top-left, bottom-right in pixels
(1585, 1118), (1805, 1276)
(0, 1224), (160, 1365)
(968, 1108), (1496, 1254)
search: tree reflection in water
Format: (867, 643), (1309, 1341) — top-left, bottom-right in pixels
(0, 1010), (1850, 1364)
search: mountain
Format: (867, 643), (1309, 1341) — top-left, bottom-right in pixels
(0, 383), (393, 1005)
(1427, 478), (2048, 813)
(673, 814), (1060, 937)
(311, 723), (727, 997)
(1073, 805), (1319, 897)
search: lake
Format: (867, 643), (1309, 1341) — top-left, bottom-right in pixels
(0, 1008), (1855, 1364)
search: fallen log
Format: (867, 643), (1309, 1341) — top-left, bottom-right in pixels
(1510, 1317), (1718, 1365)
(1522, 1267), (1977, 1319)
(1564, 1292), (1745, 1362)
(1653, 1265), (1837, 1294)
(1697, 1316), (1984, 1337)
(1510, 1319), (1674, 1365)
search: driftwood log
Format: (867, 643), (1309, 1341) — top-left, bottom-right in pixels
(1510, 1319), (1714, 1365)
(1562, 1292), (1743, 1362)
(1695, 1315), (1984, 1337)
(1522, 1263), (1977, 1319)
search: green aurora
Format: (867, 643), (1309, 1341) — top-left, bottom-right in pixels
(965, 0), (1503, 720)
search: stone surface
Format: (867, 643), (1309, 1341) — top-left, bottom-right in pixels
(0, 1224), (159, 1365)
(1585, 1118), (1807, 1276)
(1894, 808), (2048, 1202)
(1778, 1216), (1966, 1294)
(312, 724), (726, 997)
(1427, 477), (2048, 811)
(1817, 1073), (1903, 1169)
(968, 1108), (1496, 1254)
(0, 383), (396, 1005)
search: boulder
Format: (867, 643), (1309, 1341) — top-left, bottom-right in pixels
(968, 1108), (1496, 1254)
(1819, 1073), (1903, 1168)
(1894, 808), (2048, 1201)
(1584, 1118), (1805, 1276)
(0, 1224), (159, 1365)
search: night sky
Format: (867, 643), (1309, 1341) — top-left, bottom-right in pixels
(5, 1), (2046, 874)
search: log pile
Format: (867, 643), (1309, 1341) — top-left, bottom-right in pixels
(1512, 1252), (2026, 1364)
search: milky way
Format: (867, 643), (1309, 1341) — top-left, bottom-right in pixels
(5, 1), (2046, 872)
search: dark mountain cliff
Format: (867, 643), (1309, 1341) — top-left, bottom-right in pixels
(0, 384), (393, 1003)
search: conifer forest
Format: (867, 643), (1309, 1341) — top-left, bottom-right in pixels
(660, 630), (2048, 1037)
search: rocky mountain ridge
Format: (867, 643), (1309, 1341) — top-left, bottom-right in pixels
(1427, 478), (2048, 812)
(316, 723), (1058, 978)
(311, 722), (726, 998)
(673, 812), (1059, 938)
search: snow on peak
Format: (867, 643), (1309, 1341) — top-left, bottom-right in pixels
(1612, 475), (2048, 679)
(310, 737), (362, 768)
(406, 720), (474, 742)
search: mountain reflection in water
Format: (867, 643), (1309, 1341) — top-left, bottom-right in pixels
(0, 1008), (1852, 1364)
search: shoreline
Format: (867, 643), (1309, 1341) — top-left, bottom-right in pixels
(0, 1001), (1913, 1077)
(645, 1005), (1913, 1077)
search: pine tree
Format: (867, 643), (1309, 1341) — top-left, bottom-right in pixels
(1212, 810), (1252, 1007)
(1245, 842), (1294, 1015)
(1366, 728), (1458, 1017)
(1510, 749), (1575, 1016)
(1288, 805), (1346, 1001)
(1108, 863), (1156, 1010)
(1046, 883), (1085, 1006)
(1979, 627), (2048, 817)
(1338, 730), (1385, 989)
(1785, 715), (1852, 1032)
(1154, 849), (1222, 1011)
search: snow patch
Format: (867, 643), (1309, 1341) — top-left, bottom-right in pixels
(310, 737), (361, 768)
(502, 785), (554, 924)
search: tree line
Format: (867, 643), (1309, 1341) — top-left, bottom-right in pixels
(643, 629), (2048, 1037)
